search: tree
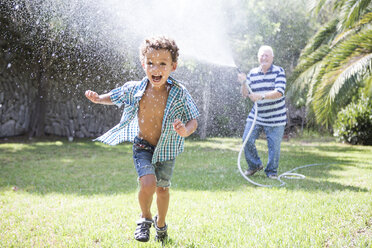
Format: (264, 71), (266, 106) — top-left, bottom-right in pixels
(288, 0), (372, 128)
(228, 0), (314, 74)
(1, 0), (138, 137)
(3, 0), (76, 136)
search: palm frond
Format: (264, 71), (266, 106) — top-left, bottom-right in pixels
(310, 0), (345, 16)
(305, 65), (323, 125)
(355, 11), (372, 26)
(292, 0), (372, 128)
(299, 19), (337, 59)
(287, 61), (322, 100)
(339, 0), (372, 29)
(362, 74), (372, 96)
(306, 62), (327, 107)
(310, 29), (372, 126)
(296, 45), (331, 74)
(309, 0), (327, 14)
(332, 11), (372, 47)
(312, 75), (338, 127)
(291, 62), (323, 91)
(323, 29), (372, 73)
(334, 0), (348, 9)
(327, 53), (372, 100)
(331, 29), (354, 47)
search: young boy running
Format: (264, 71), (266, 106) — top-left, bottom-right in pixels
(85, 36), (199, 243)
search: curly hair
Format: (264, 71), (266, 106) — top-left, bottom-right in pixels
(140, 36), (179, 64)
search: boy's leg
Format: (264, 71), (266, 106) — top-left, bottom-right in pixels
(153, 159), (175, 242)
(134, 174), (156, 242)
(154, 159), (175, 227)
(138, 175), (157, 219)
(155, 187), (169, 228)
(133, 137), (157, 242)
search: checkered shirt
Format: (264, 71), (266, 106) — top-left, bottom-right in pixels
(94, 76), (200, 164)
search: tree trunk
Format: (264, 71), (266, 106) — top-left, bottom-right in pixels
(200, 80), (211, 139)
(28, 51), (50, 137)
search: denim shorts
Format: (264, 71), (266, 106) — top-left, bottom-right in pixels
(132, 136), (175, 188)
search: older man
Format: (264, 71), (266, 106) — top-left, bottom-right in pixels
(237, 45), (287, 179)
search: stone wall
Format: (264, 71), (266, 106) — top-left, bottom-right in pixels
(0, 52), (306, 139)
(0, 66), (35, 137)
(0, 64), (122, 139)
(44, 97), (121, 139)
(0, 64), (306, 139)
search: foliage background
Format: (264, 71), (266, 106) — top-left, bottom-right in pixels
(0, 0), (315, 138)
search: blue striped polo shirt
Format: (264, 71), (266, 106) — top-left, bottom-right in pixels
(94, 76), (200, 163)
(245, 64), (287, 126)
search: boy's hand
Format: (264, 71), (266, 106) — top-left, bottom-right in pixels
(173, 119), (188, 137)
(85, 90), (100, 104)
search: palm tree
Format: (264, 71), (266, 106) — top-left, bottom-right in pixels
(288, 0), (372, 128)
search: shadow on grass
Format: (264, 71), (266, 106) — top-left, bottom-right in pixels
(173, 138), (371, 193)
(0, 136), (138, 195)
(0, 136), (370, 195)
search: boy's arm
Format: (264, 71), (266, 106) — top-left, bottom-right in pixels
(85, 90), (114, 105)
(173, 119), (198, 137)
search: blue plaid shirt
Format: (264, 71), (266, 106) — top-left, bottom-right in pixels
(94, 76), (200, 164)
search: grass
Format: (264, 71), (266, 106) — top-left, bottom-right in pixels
(0, 136), (371, 247)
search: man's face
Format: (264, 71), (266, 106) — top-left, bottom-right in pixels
(142, 49), (177, 88)
(258, 49), (274, 68)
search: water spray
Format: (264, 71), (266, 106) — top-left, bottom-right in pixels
(235, 66), (330, 187)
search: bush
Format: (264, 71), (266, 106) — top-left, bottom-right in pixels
(333, 94), (372, 145)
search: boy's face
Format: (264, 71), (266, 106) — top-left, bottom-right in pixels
(142, 49), (177, 88)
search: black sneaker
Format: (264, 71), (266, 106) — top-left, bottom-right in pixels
(244, 165), (264, 176)
(153, 215), (168, 243)
(134, 218), (153, 242)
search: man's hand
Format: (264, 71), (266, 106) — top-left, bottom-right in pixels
(248, 93), (263, 102)
(237, 73), (246, 83)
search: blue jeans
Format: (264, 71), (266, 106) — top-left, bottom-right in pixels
(132, 136), (175, 188)
(242, 121), (285, 176)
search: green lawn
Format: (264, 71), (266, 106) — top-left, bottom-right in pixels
(0, 136), (371, 247)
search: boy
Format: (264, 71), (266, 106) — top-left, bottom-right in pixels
(85, 36), (199, 243)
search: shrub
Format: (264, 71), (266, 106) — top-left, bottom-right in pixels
(333, 94), (372, 145)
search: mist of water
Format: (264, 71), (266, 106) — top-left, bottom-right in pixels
(37, 0), (237, 68)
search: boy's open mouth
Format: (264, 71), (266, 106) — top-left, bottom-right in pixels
(152, 75), (162, 82)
